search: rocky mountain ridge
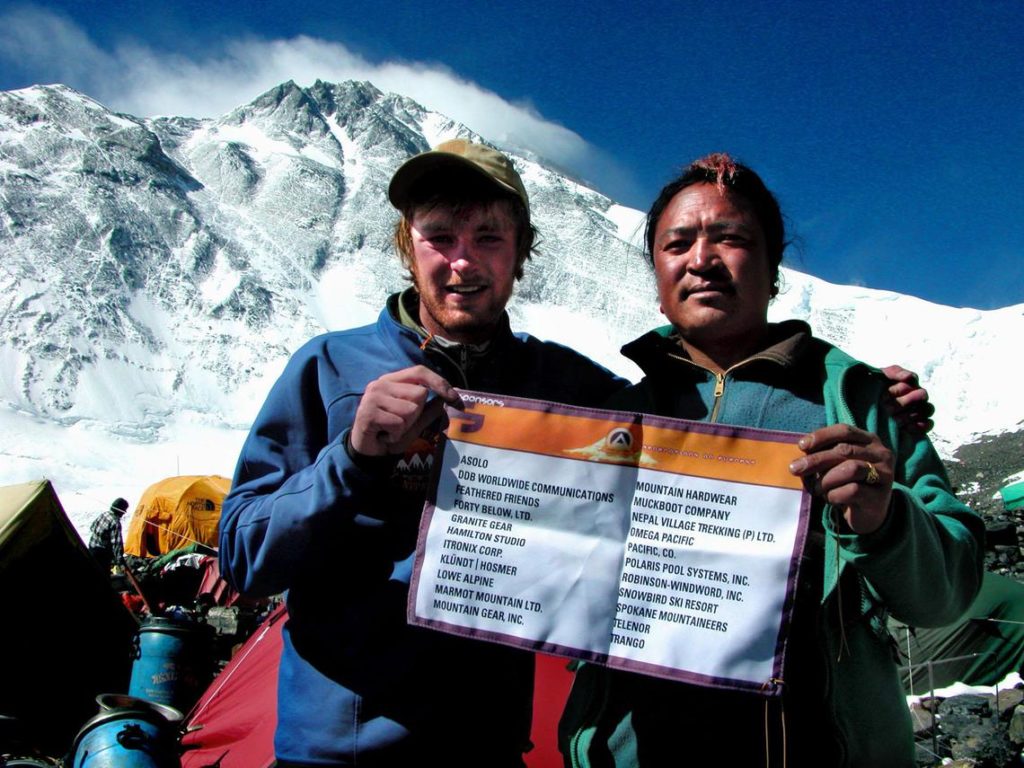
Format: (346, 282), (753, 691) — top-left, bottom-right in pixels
(1, 78), (1021, 480)
(0, 80), (657, 434)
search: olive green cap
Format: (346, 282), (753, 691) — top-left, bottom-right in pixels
(388, 139), (529, 216)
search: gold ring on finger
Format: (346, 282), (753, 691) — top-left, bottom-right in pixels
(864, 461), (880, 486)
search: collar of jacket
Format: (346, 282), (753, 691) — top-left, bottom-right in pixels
(384, 288), (516, 387)
(623, 319), (889, 610)
(620, 318), (814, 378)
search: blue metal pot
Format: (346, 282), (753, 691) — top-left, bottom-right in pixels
(128, 616), (212, 713)
(69, 694), (181, 768)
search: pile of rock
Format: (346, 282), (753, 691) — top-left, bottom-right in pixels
(912, 687), (1024, 767)
(944, 429), (1024, 581)
(985, 517), (1024, 582)
(908, 432), (1024, 766)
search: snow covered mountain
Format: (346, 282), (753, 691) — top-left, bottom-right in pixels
(1, 80), (1020, 532)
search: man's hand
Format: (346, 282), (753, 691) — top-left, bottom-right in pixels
(788, 424), (894, 535)
(350, 366), (463, 457)
(882, 364), (935, 434)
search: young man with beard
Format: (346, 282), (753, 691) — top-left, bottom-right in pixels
(220, 141), (936, 767)
(218, 140), (628, 767)
(560, 154), (984, 768)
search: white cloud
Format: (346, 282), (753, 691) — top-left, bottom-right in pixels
(0, 5), (117, 85)
(0, 5), (632, 196)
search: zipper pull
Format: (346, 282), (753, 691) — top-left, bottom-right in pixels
(709, 372), (727, 423)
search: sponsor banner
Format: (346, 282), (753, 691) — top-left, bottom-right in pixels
(409, 391), (811, 694)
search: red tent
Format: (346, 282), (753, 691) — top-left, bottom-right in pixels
(180, 604), (572, 768)
(530, 654), (575, 767)
(180, 605), (284, 768)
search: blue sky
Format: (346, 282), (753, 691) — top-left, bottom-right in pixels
(1, 0), (1021, 309)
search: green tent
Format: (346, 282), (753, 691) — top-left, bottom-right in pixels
(892, 571), (1024, 695)
(999, 479), (1024, 512)
(0, 480), (138, 755)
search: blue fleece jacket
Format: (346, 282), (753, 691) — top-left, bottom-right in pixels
(219, 292), (626, 766)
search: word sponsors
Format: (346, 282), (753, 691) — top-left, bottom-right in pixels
(409, 393), (811, 694)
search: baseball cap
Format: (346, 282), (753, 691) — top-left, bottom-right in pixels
(388, 139), (529, 215)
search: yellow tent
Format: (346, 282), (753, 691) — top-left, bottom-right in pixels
(125, 475), (231, 557)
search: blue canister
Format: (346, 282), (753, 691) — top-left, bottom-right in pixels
(70, 694), (182, 768)
(128, 616), (212, 713)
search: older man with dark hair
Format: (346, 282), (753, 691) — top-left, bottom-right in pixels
(561, 153), (983, 768)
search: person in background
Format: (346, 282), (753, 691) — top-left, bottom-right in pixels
(88, 496), (128, 573)
(560, 153), (984, 768)
(219, 140), (940, 767)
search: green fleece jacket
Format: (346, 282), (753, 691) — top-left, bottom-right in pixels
(560, 322), (984, 768)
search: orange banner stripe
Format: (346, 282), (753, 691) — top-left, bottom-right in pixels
(447, 404), (803, 490)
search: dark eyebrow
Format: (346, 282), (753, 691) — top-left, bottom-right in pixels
(415, 217), (454, 234)
(415, 214), (510, 234)
(657, 225), (695, 245)
(472, 219), (506, 232)
(657, 220), (752, 246)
